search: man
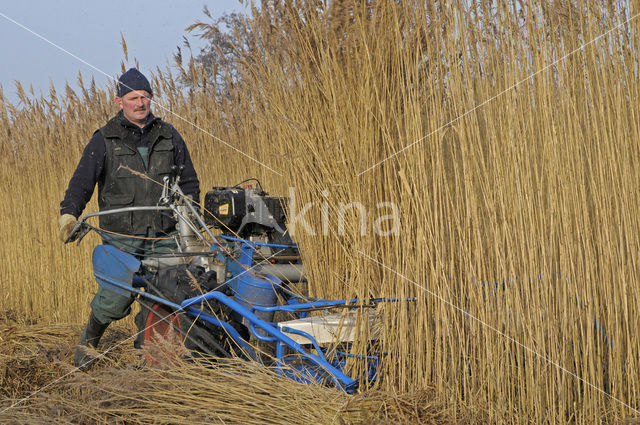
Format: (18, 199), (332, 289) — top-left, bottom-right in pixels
(59, 68), (200, 367)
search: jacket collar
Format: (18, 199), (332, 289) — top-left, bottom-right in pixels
(118, 110), (158, 132)
(102, 111), (162, 139)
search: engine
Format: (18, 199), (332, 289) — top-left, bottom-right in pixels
(203, 185), (290, 241)
(202, 184), (300, 270)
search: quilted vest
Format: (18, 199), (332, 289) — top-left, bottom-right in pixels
(97, 115), (176, 235)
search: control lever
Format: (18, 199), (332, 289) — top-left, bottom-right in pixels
(171, 165), (184, 185)
(160, 176), (171, 205)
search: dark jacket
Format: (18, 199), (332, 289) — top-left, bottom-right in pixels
(60, 111), (200, 235)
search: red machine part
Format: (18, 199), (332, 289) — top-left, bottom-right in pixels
(143, 303), (184, 364)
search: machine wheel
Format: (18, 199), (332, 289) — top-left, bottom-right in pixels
(142, 303), (183, 346)
(139, 303), (234, 361)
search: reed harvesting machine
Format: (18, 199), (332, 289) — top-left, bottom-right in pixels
(66, 172), (403, 393)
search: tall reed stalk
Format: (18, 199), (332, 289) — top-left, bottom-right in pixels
(1, 0), (639, 422)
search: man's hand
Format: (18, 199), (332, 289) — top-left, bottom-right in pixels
(58, 214), (77, 243)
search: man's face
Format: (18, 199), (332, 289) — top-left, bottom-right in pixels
(115, 90), (152, 127)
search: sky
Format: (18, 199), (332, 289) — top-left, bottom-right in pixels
(0, 1), (246, 105)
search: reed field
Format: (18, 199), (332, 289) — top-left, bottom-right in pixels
(2, 0), (640, 422)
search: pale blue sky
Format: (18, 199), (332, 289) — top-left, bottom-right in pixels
(0, 1), (245, 104)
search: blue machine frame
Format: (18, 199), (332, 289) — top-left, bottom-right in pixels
(92, 237), (407, 393)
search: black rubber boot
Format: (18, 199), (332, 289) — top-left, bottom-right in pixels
(74, 312), (109, 368)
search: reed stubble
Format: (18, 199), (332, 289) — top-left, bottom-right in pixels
(1, 0), (639, 422)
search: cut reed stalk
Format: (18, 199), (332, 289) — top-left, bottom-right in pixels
(1, 1), (639, 422)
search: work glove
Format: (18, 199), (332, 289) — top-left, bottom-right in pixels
(58, 214), (77, 243)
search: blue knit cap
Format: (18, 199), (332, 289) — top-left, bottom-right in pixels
(117, 68), (153, 97)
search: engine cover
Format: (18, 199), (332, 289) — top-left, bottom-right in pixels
(203, 188), (246, 231)
(203, 187), (289, 238)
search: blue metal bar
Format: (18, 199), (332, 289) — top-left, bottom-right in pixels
(280, 326), (327, 359)
(94, 272), (182, 310)
(93, 272), (257, 360)
(253, 299), (359, 313)
(181, 291), (358, 392)
(277, 326), (348, 388)
(248, 322), (278, 343)
(252, 297), (417, 314)
(276, 339), (285, 363)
